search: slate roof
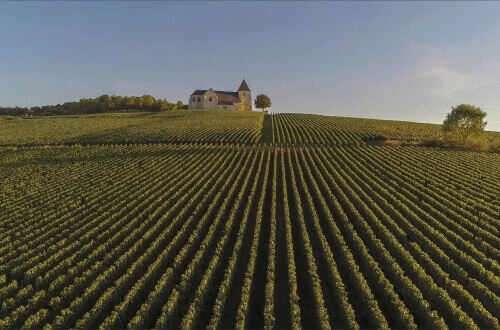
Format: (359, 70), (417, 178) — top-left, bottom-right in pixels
(214, 91), (240, 104)
(190, 80), (249, 105)
(190, 90), (241, 105)
(238, 79), (250, 92)
(192, 89), (207, 96)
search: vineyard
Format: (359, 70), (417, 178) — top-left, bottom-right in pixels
(1, 111), (499, 328)
(270, 113), (500, 147)
(0, 111), (264, 146)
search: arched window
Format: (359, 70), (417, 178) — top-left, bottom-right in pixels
(209, 97), (212, 102)
(197, 97), (201, 102)
(243, 93), (246, 96)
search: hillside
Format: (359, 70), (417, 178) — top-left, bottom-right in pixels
(0, 111), (264, 146)
(2, 111), (499, 148)
(0, 111), (499, 328)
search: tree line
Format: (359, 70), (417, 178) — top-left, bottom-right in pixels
(0, 94), (186, 116)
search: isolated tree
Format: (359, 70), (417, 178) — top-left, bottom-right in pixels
(442, 104), (487, 148)
(254, 94), (272, 112)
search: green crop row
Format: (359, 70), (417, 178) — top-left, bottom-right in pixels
(0, 111), (264, 146)
(1, 112), (499, 328)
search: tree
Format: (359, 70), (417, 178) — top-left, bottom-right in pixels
(175, 100), (185, 110)
(254, 94), (272, 112)
(442, 104), (487, 148)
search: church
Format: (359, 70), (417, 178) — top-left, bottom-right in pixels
(188, 79), (252, 111)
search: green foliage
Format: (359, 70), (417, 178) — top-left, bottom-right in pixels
(254, 94), (272, 112)
(272, 113), (444, 145)
(442, 104), (487, 149)
(1, 95), (185, 117)
(0, 110), (264, 146)
(0, 107), (29, 116)
(1, 112), (500, 328)
(270, 113), (500, 151)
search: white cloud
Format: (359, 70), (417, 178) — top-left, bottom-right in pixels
(487, 121), (500, 132)
(410, 45), (471, 100)
(416, 64), (468, 99)
(404, 42), (500, 119)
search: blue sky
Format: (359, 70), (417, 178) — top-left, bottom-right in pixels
(1, 1), (500, 131)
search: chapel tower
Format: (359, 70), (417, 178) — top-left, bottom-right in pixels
(238, 79), (252, 111)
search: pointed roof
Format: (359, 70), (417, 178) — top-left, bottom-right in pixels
(238, 79), (250, 92)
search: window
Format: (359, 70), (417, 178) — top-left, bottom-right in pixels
(192, 96), (196, 101)
(197, 97), (201, 102)
(209, 97), (212, 102)
(243, 93), (246, 96)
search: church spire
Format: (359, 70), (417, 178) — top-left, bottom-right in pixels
(238, 79), (250, 92)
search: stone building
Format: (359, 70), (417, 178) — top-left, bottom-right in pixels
(188, 79), (252, 111)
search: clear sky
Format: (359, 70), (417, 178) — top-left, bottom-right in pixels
(1, 1), (500, 131)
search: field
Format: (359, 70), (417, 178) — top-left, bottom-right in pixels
(1, 111), (499, 329)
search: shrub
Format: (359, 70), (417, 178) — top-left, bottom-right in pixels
(467, 137), (489, 152)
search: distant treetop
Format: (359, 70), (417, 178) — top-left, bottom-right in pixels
(0, 95), (186, 116)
